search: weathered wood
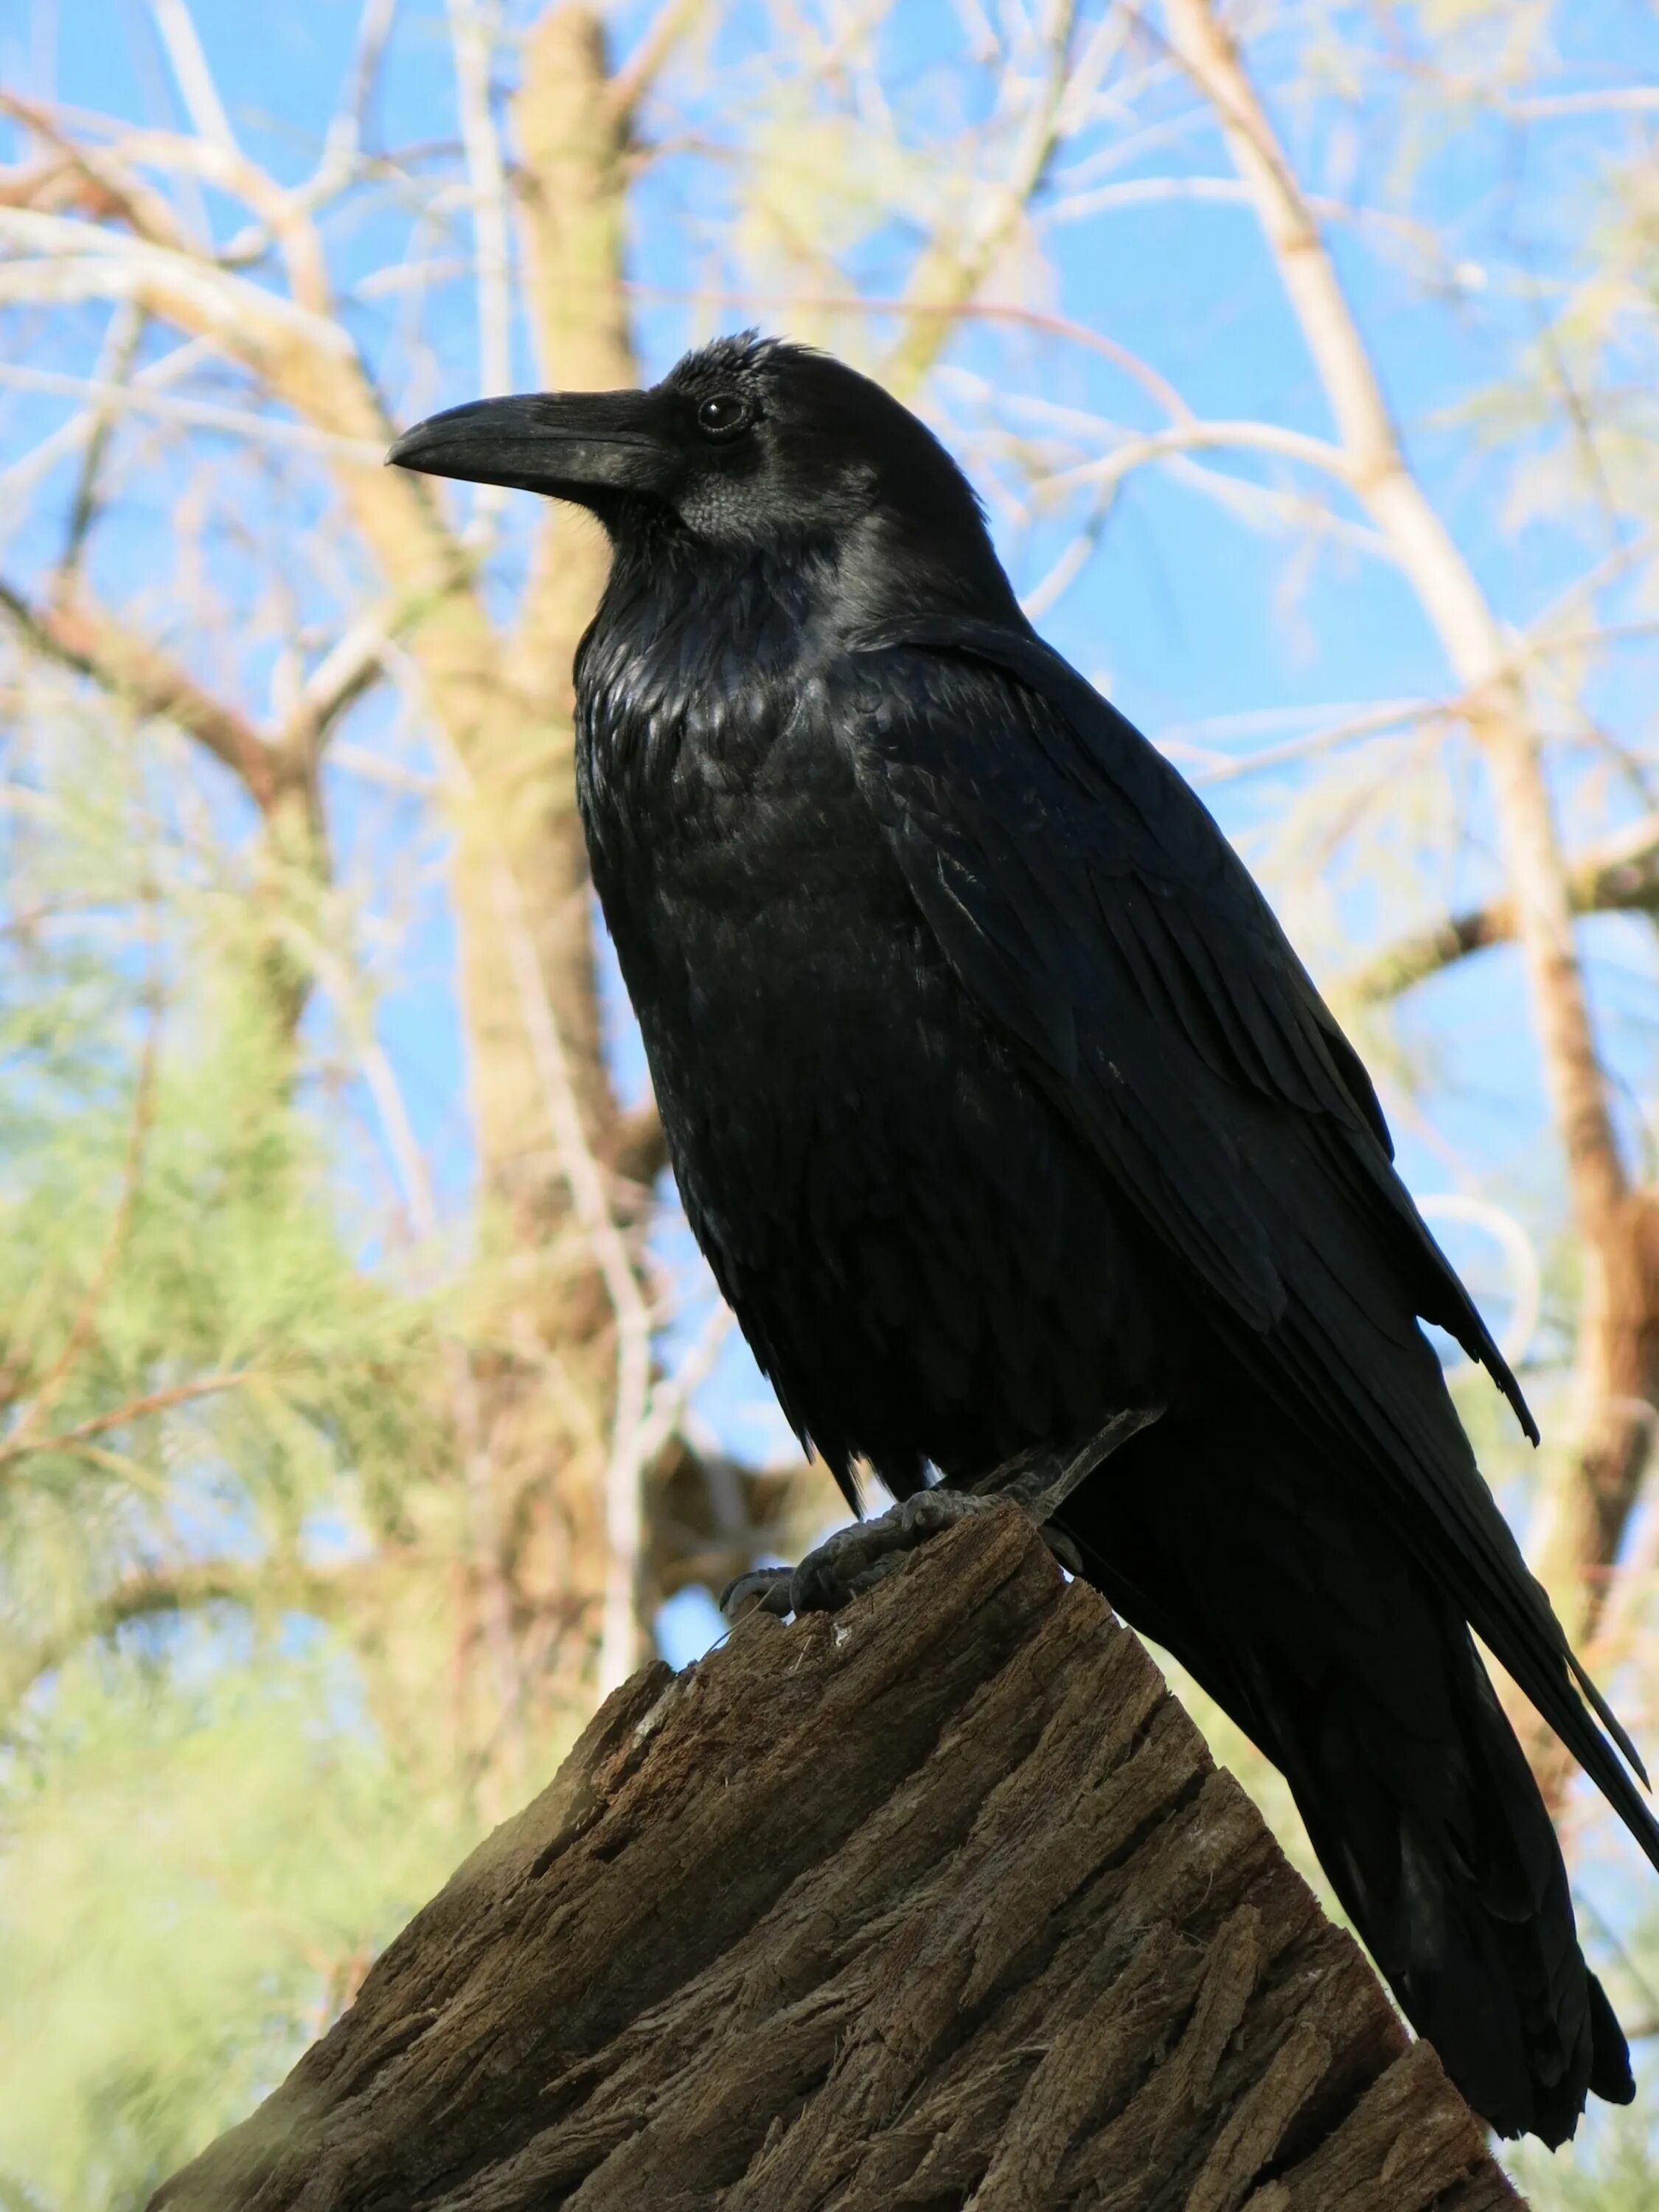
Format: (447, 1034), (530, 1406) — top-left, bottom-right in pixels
(151, 1506), (1523, 2211)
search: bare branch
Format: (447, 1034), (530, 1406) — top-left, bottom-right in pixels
(611, 0), (710, 119)
(0, 200), (495, 755)
(0, 93), (192, 248)
(883, 0), (1081, 396)
(1343, 812), (1659, 1005)
(334, 0), (399, 161)
(0, 1372), (254, 1475)
(1507, 88), (1659, 119)
(2, 1554), (386, 1703)
(150, 0), (240, 155)
(490, 846), (653, 1698)
(0, 577), (288, 807)
(0, 361), (381, 461)
(285, 606), (404, 747)
(58, 304), (147, 583)
(1040, 417), (1354, 498)
(447, 0), (514, 533)
(1173, 698), (1445, 787)
(1164, 0), (1625, 1254)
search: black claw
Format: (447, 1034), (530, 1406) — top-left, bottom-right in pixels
(720, 1566), (795, 1620)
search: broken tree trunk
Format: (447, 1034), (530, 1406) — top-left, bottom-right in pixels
(150, 1506), (1523, 2211)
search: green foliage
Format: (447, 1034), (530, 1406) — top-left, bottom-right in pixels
(0, 1638), (473, 2211)
(1509, 2111), (1659, 2210)
(0, 692), (473, 2205)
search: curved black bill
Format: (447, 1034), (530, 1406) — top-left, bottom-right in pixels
(386, 390), (669, 501)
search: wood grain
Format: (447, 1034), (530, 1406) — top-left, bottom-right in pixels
(150, 1503), (1523, 2211)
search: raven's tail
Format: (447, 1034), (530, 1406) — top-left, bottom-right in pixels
(1054, 1418), (1632, 2146)
(1276, 1615), (1631, 2145)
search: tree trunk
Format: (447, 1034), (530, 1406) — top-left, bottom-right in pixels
(432, 3), (643, 1763)
(149, 1506), (1521, 2212)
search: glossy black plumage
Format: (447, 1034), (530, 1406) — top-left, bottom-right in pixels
(391, 334), (1659, 2144)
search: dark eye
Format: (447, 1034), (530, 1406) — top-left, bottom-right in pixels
(696, 392), (752, 440)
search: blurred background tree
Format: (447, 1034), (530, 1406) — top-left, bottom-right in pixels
(1, 0), (1658, 2201)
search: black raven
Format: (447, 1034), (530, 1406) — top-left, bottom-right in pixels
(392, 333), (1658, 2144)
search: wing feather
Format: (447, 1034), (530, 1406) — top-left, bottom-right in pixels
(842, 615), (1658, 1864)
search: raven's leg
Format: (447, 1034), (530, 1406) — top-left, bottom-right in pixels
(722, 1405), (1164, 1619)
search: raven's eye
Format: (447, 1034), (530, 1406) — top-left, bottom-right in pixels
(696, 392), (752, 440)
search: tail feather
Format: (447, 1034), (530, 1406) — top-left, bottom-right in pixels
(1589, 1971), (1635, 2106)
(1281, 1632), (1625, 2144)
(1053, 1414), (1632, 2146)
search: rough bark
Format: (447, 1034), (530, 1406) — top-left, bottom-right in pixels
(150, 1506), (1521, 2212)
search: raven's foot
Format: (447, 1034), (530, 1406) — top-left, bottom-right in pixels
(720, 1405), (1164, 1622)
(721, 1489), (1000, 1621)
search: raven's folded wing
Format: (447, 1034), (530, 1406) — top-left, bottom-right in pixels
(843, 613), (1659, 1864)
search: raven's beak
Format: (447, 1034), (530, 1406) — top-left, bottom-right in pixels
(386, 390), (670, 502)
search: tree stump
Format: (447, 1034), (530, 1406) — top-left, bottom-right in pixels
(151, 1504), (1523, 2211)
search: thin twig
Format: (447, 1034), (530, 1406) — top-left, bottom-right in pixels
(1040, 417), (1354, 499)
(0, 1372), (254, 1473)
(488, 853), (653, 1697)
(446, 0), (512, 533)
(150, 0), (239, 154)
(58, 302), (146, 583)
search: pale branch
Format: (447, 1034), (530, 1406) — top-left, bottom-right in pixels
(0, 361), (382, 460)
(507, 0), (636, 692)
(151, 0), (239, 153)
(883, 0), (1082, 399)
(1162, 0), (1624, 1233)
(58, 302), (147, 582)
(0, 144), (498, 785)
(1181, 697), (1444, 787)
(147, 1509), (1523, 2212)
(0, 93), (193, 248)
(101, 126), (335, 310)
(609, 0), (710, 120)
(338, 0), (399, 156)
(646, 287), (1198, 424)
(489, 847), (653, 1696)
(0, 201), (483, 642)
(1040, 417), (1355, 499)
(281, 599), (417, 752)
(0, 577), (296, 809)
(447, 0), (514, 418)
(1506, 88), (1659, 119)
(1343, 811), (1659, 1006)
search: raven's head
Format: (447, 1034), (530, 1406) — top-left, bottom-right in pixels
(389, 333), (1012, 605)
